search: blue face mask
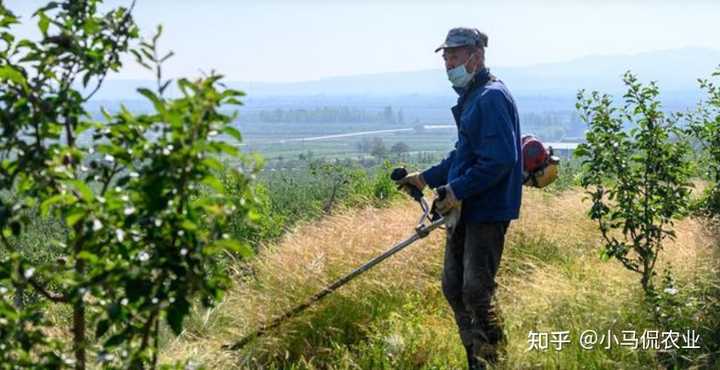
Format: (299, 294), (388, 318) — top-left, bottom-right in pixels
(447, 53), (477, 88)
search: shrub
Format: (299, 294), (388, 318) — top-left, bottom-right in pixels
(575, 72), (693, 302)
(0, 2), (255, 368)
(685, 67), (720, 219)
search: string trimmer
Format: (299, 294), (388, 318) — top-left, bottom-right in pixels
(223, 167), (457, 351)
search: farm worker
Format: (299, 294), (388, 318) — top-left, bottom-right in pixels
(395, 27), (522, 370)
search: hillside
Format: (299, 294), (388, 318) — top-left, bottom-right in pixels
(160, 189), (720, 369)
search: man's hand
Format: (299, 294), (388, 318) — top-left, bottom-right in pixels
(395, 171), (426, 192)
(435, 185), (460, 214)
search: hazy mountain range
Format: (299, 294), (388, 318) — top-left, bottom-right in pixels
(90, 47), (720, 114)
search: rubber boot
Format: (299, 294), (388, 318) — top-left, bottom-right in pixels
(464, 344), (486, 370)
(477, 307), (506, 366)
(474, 325), (505, 366)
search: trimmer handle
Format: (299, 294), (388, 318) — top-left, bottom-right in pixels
(436, 186), (447, 202)
(391, 167), (424, 204)
(430, 186), (448, 221)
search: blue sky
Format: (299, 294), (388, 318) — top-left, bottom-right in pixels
(6, 0), (720, 82)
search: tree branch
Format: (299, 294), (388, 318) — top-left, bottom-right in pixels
(28, 277), (68, 303)
(83, 0), (137, 102)
(140, 308), (159, 350)
(618, 255), (641, 274)
(100, 162), (120, 195)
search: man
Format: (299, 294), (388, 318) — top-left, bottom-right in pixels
(396, 28), (522, 369)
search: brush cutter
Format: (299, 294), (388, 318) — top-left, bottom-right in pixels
(223, 167), (457, 351)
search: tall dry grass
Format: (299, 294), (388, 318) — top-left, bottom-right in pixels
(160, 188), (719, 369)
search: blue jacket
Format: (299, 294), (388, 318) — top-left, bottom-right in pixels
(421, 68), (522, 222)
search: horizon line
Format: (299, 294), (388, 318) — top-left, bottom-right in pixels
(103, 45), (720, 84)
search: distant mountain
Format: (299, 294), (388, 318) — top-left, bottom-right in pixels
(90, 47), (719, 114)
(231, 47), (720, 97)
(496, 47), (720, 95)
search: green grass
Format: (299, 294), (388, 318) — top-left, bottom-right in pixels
(5, 153), (719, 369)
(160, 188), (720, 369)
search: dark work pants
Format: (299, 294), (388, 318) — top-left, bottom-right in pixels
(442, 219), (510, 349)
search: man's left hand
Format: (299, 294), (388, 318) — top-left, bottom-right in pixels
(435, 185), (460, 214)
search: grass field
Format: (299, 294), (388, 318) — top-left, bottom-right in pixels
(9, 120), (716, 369)
(159, 188), (720, 369)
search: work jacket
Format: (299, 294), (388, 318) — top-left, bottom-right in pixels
(422, 68), (522, 222)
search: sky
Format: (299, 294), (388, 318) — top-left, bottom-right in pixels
(5, 0), (720, 82)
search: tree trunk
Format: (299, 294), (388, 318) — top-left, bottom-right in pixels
(14, 284), (24, 309)
(641, 266), (659, 323)
(323, 180), (340, 214)
(73, 259), (86, 370)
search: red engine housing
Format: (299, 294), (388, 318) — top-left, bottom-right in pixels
(521, 135), (549, 173)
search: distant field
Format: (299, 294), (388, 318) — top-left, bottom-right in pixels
(73, 119), (578, 169)
(235, 121), (457, 163)
(234, 121), (579, 166)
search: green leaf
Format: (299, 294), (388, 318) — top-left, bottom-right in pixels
(34, 2), (60, 14)
(96, 319), (110, 338)
(201, 175), (224, 193)
(160, 79), (172, 95)
(153, 24), (164, 45)
(205, 239), (253, 258)
(130, 49), (152, 70)
(225, 97), (243, 106)
(1, 32), (15, 45)
(160, 50), (175, 63)
(16, 39), (36, 50)
(40, 194), (72, 216)
(83, 18), (100, 35)
(37, 12), (50, 36)
(67, 180), (94, 203)
(201, 158), (224, 171)
(211, 142), (239, 156)
(137, 87), (165, 113)
(9, 221), (20, 237)
(104, 332), (126, 348)
(77, 251), (98, 264)
(0, 65), (26, 86)
(140, 47), (154, 62)
(222, 126), (243, 142)
(180, 220), (198, 232)
(82, 71), (92, 87)
(65, 207), (86, 227)
(166, 296), (190, 335)
(107, 302), (122, 320)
